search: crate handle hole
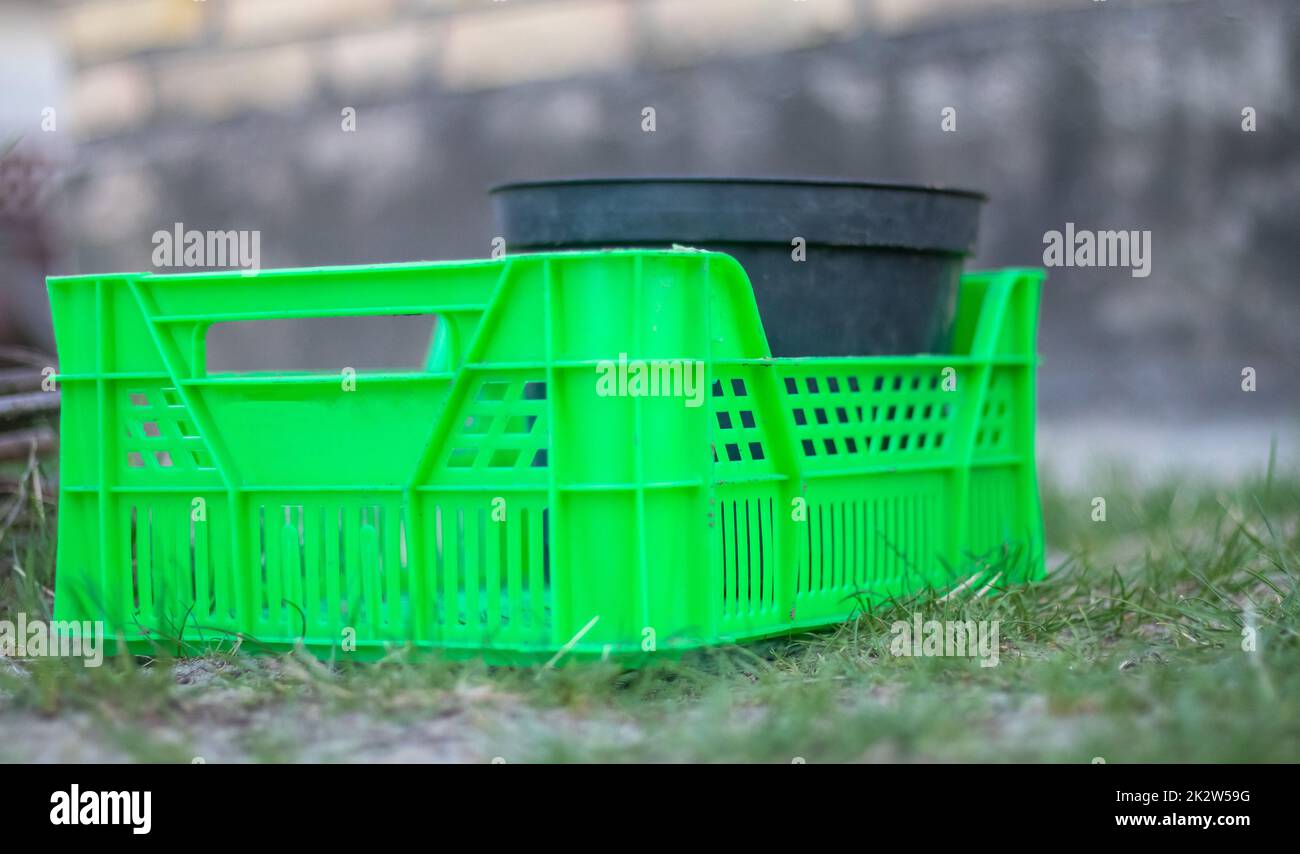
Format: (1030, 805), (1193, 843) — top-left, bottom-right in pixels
(205, 314), (439, 374)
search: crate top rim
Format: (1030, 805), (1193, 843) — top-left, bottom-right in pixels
(45, 248), (721, 286)
(47, 249), (1045, 287)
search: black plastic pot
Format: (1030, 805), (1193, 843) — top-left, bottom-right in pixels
(490, 177), (986, 357)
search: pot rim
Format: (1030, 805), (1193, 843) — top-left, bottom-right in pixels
(490, 175), (987, 202)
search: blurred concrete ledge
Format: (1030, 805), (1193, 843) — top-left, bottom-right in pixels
(43, 0), (1200, 138)
(1039, 417), (1300, 488)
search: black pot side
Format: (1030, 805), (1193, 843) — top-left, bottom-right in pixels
(490, 177), (986, 357)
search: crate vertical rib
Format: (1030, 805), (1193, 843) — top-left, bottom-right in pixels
(947, 271), (1013, 581)
(541, 258), (563, 651)
(1005, 270), (1045, 580)
(631, 255), (651, 642)
(93, 279), (114, 624)
(404, 480), (429, 644)
(706, 271), (727, 628)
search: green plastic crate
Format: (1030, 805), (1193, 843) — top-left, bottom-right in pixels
(47, 251), (1044, 662)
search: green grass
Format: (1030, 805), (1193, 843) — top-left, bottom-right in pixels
(2, 456), (1298, 762)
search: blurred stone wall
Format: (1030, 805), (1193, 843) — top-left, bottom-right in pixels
(6, 0), (1298, 423)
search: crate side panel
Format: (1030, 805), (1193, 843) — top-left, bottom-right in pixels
(188, 381), (448, 487)
(553, 490), (639, 648)
(642, 487), (713, 649)
(51, 492), (105, 623)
